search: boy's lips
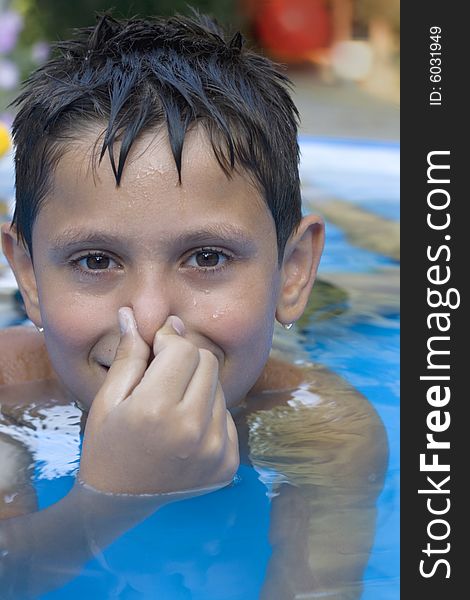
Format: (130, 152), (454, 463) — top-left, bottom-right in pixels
(98, 351), (155, 371)
(99, 352), (224, 374)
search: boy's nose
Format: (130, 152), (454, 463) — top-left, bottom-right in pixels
(126, 277), (174, 348)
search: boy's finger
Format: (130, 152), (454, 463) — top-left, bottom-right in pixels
(137, 316), (199, 405)
(93, 307), (150, 414)
(152, 315), (186, 355)
(178, 348), (219, 426)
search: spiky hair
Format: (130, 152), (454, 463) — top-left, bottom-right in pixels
(11, 12), (302, 260)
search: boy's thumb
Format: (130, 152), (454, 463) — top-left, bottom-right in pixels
(93, 307), (150, 414)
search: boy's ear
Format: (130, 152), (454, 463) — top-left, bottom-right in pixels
(1, 222), (42, 327)
(275, 214), (325, 326)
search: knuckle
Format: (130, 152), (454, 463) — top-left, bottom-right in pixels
(174, 337), (199, 361)
(121, 404), (144, 429)
(140, 403), (164, 423)
(182, 421), (203, 449)
(126, 400), (164, 429)
(205, 431), (224, 458)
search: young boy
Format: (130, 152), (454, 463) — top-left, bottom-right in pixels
(0, 13), (387, 599)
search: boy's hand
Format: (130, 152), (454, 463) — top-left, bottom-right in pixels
(78, 308), (239, 496)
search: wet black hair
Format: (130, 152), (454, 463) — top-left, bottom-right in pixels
(11, 12), (302, 262)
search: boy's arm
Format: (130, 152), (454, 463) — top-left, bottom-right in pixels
(0, 420), (170, 598)
(0, 312), (239, 598)
(0, 346), (155, 598)
(0, 477), (164, 598)
(248, 366), (388, 600)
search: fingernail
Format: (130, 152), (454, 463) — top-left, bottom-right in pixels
(168, 315), (185, 336)
(118, 307), (134, 336)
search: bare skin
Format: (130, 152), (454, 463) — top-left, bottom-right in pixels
(0, 325), (387, 599)
(0, 126), (387, 598)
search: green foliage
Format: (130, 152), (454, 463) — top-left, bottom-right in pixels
(20, 0), (239, 43)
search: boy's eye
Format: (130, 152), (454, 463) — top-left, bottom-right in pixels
(83, 255), (110, 270)
(186, 248), (230, 270)
(74, 253), (119, 271)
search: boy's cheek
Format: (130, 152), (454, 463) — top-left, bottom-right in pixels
(38, 294), (108, 395)
(40, 298), (98, 351)
(198, 276), (279, 370)
(216, 308), (273, 348)
(203, 281), (276, 346)
(208, 298), (276, 396)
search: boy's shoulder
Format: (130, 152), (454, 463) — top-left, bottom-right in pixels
(0, 327), (67, 518)
(244, 356), (388, 487)
(251, 355), (374, 412)
(252, 355), (385, 433)
(0, 325), (56, 386)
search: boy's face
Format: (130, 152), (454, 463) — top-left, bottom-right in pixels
(28, 127), (282, 410)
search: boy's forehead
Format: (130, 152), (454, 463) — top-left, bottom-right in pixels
(55, 124), (258, 200)
(37, 124), (276, 244)
(58, 124), (211, 182)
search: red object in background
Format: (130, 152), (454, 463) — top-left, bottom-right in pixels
(254, 0), (331, 61)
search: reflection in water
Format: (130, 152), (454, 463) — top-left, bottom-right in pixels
(247, 363), (388, 599)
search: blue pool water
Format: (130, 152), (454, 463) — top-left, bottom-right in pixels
(300, 138), (399, 599)
(0, 138), (399, 599)
(304, 315), (399, 600)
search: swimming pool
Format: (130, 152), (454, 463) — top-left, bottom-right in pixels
(0, 138), (399, 599)
(300, 137), (399, 600)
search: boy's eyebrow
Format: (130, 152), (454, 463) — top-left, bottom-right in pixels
(49, 230), (124, 251)
(48, 224), (257, 252)
(172, 224), (257, 248)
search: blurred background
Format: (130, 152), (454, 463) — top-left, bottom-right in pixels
(0, 0), (399, 129)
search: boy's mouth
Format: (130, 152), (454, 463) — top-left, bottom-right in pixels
(97, 345), (221, 374)
(98, 352), (157, 372)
